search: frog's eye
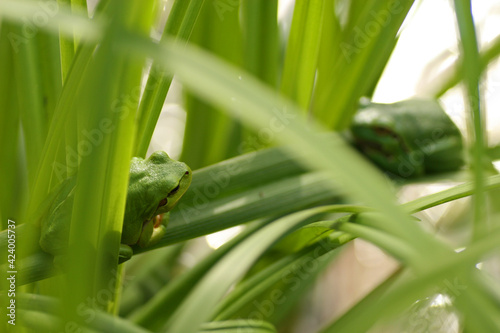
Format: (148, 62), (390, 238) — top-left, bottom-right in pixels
(169, 184), (180, 196)
(158, 198), (168, 207)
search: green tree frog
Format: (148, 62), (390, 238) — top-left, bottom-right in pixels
(39, 151), (192, 263)
(350, 99), (464, 178)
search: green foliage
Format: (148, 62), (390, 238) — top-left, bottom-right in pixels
(1, 0), (500, 332)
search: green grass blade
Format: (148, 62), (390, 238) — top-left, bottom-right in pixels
(58, 0), (76, 81)
(199, 320), (277, 332)
(213, 235), (346, 324)
(313, 0), (415, 129)
(129, 221), (267, 331)
(0, 0), (101, 42)
(334, 218), (422, 265)
(119, 244), (185, 317)
(181, 0), (244, 169)
(164, 207), (342, 333)
(121, 33), (418, 233)
(321, 238), (500, 332)
(137, 172), (340, 253)
(12, 24), (47, 186)
(402, 174), (500, 213)
(319, 268), (410, 333)
(314, 0), (341, 107)
(131, 34), (462, 266)
(432, 34), (500, 97)
(453, 0), (487, 240)
(9, 173), (500, 287)
(6, 0), (158, 324)
(280, 0), (324, 110)
(70, 0), (88, 48)
(0, 22), (25, 229)
(134, 146), (335, 253)
(0, 0), (101, 220)
(240, 0), (279, 87)
(16, 293), (152, 333)
(135, 0), (205, 157)
(37, 30), (62, 119)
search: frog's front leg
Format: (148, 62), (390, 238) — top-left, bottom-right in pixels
(150, 213), (169, 244)
(119, 213), (169, 264)
(119, 244), (133, 264)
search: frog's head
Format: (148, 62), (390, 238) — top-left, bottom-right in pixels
(122, 151), (192, 246)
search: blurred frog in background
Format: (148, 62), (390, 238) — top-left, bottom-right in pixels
(350, 99), (464, 178)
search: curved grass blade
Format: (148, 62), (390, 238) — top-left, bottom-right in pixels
(402, 174), (500, 213)
(6, 172), (500, 287)
(119, 244), (185, 317)
(129, 221), (268, 331)
(0, 0), (101, 42)
(199, 320), (276, 333)
(16, 293), (152, 333)
(164, 206), (353, 333)
(320, 226), (500, 332)
(119, 32), (430, 259)
(212, 234), (348, 324)
(431, 34), (500, 98)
